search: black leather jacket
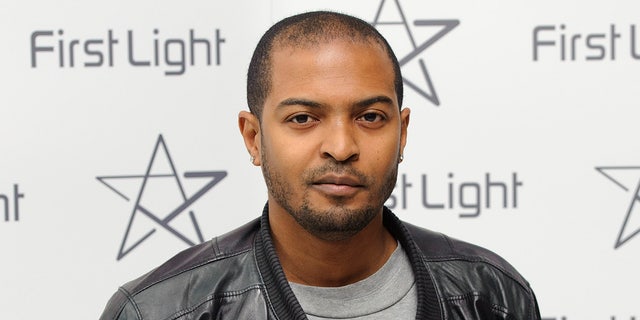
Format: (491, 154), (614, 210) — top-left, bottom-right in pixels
(100, 207), (541, 319)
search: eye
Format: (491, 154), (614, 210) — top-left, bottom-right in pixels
(287, 113), (319, 127)
(356, 111), (386, 129)
(290, 114), (312, 124)
(357, 112), (385, 123)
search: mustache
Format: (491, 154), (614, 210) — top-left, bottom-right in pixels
(304, 163), (372, 185)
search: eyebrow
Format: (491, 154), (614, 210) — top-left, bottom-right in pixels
(354, 95), (394, 108)
(277, 95), (394, 110)
(277, 98), (322, 109)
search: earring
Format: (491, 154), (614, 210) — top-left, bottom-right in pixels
(250, 156), (255, 163)
(399, 154), (404, 163)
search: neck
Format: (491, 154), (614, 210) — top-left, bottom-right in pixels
(268, 203), (397, 287)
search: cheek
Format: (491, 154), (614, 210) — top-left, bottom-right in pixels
(367, 136), (400, 163)
(262, 129), (313, 171)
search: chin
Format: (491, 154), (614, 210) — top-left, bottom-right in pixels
(291, 201), (378, 241)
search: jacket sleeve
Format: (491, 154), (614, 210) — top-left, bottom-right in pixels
(99, 288), (141, 320)
(530, 286), (542, 320)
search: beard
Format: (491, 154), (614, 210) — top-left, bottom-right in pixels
(261, 147), (398, 241)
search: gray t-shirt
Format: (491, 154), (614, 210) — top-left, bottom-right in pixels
(289, 243), (417, 319)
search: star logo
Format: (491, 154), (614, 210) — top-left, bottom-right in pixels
(596, 166), (640, 249)
(371, 0), (459, 106)
(97, 134), (227, 260)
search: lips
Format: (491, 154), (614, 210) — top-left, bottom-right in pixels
(312, 174), (364, 197)
(314, 174), (363, 186)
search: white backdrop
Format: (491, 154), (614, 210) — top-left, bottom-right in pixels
(1, 0), (639, 318)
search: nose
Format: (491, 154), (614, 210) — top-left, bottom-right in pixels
(320, 119), (359, 163)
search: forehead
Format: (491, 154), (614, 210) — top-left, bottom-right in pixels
(267, 40), (396, 103)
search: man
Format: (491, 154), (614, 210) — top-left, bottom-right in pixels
(100, 11), (541, 319)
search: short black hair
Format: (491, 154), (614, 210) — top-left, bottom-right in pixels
(246, 11), (403, 119)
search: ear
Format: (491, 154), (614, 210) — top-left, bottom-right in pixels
(399, 107), (410, 159)
(238, 111), (262, 166)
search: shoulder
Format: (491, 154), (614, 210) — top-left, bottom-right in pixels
(401, 220), (540, 318)
(100, 218), (263, 320)
(402, 221), (525, 282)
(123, 217), (261, 295)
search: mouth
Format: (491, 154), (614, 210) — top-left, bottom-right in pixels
(311, 174), (365, 197)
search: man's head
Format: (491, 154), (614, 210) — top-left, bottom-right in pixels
(239, 11), (409, 241)
(246, 11), (403, 120)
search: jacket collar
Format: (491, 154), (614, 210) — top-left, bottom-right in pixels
(254, 203), (443, 319)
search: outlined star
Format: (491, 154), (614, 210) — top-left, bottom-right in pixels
(371, 0), (459, 106)
(97, 134), (227, 260)
(595, 166), (640, 249)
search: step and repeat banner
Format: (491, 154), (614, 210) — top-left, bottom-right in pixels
(1, 0), (638, 318)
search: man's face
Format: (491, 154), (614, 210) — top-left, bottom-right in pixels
(258, 39), (409, 240)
